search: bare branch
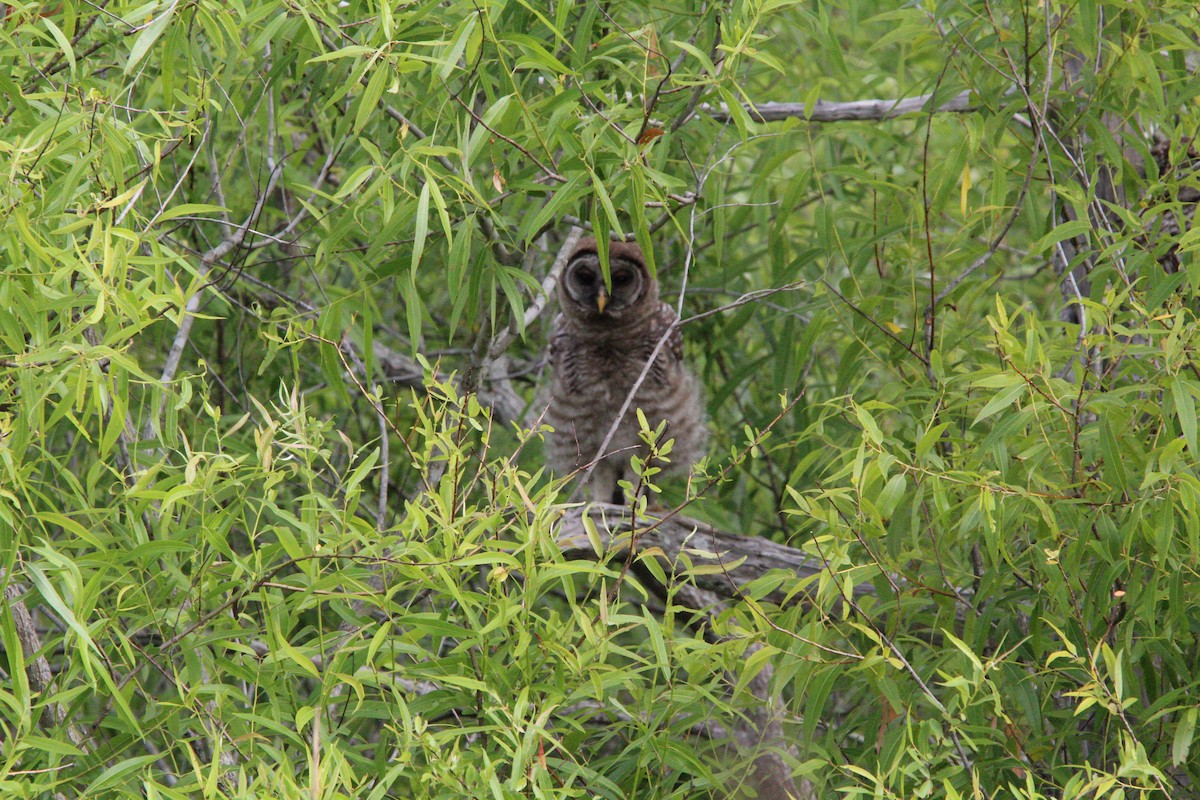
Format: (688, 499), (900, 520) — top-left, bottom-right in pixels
(147, 136), (284, 439)
(704, 89), (975, 124)
(1, 570), (86, 747)
(557, 506), (876, 608)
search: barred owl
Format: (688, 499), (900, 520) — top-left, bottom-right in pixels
(545, 237), (707, 504)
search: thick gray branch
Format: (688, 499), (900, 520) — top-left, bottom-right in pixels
(705, 90), (974, 124)
(2, 571), (85, 747)
(557, 505), (876, 607)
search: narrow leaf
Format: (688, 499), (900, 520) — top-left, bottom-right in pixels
(126, 4), (177, 75)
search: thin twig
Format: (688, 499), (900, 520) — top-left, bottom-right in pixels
(146, 106), (283, 438)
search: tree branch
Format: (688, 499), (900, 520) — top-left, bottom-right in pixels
(1, 570), (86, 748)
(704, 89), (974, 124)
(557, 506), (876, 609)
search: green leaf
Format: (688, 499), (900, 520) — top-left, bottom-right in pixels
(1100, 417), (1128, 493)
(1032, 219), (1092, 253)
(973, 381), (1025, 425)
(1174, 707), (1197, 766)
(356, 60), (389, 134)
(307, 45), (378, 64)
(669, 39), (717, 74)
(126, 5), (177, 75)
(84, 755), (161, 794)
(41, 17), (76, 76)
(503, 33), (574, 75)
(439, 15), (477, 80)
(641, 605), (670, 681)
(854, 403), (884, 445)
(1171, 376), (1197, 454)
(154, 203), (230, 223)
(24, 562), (101, 663)
(915, 422), (950, 460)
(876, 473), (907, 518)
(412, 180), (431, 275)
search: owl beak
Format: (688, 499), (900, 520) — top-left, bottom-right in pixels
(596, 288), (609, 314)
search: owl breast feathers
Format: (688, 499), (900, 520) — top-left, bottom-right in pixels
(544, 237), (707, 504)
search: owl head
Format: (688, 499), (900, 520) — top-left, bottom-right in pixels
(560, 237), (656, 322)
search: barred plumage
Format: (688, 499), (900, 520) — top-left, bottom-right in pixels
(544, 238), (707, 504)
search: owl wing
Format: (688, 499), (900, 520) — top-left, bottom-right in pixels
(648, 302), (686, 376)
(649, 302), (684, 365)
(548, 312), (567, 362)
(548, 312), (582, 393)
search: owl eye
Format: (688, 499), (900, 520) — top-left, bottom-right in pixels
(573, 268), (597, 286)
(612, 270), (634, 286)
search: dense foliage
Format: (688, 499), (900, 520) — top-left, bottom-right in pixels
(2, 0), (1199, 797)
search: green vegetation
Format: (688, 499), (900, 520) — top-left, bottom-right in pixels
(2, 0), (1199, 797)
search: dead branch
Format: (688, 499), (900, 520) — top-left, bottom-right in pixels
(557, 505), (876, 608)
(704, 90), (975, 124)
